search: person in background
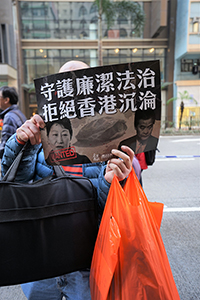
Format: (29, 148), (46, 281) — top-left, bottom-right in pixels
(0, 86), (26, 158)
(132, 155), (142, 182)
(1, 60), (134, 300)
(135, 149), (156, 186)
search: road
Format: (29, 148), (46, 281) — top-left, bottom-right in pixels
(143, 135), (200, 300)
(0, 135), (200, 299)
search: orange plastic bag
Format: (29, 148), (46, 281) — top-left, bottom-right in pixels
(90, 168), (180, 300)
(89, 214), (121, 300)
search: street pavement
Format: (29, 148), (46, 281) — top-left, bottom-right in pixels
(0, 135), (200, 299)
(143, 135), (200, 300)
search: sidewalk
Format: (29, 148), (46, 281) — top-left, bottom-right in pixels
(160, 127), (200, 136)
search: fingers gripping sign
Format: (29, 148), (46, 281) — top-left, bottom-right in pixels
(16, 114), (45, 145)
(104, 146), (134, 183)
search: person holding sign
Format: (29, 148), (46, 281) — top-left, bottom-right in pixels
(1, 60), (134, 300)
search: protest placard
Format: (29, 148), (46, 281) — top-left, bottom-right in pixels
(34, 60), (161, 165)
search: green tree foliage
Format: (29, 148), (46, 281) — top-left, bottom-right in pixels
(94, 0), (145, 65)
(166, 90), (197, 106)
(167, 90), (198, 129)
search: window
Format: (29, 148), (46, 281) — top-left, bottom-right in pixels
(23, 49), (35, 58)
(143, 48), (156, 60)
(189, 17), (200, 33)
(60, 49), (72, 58)
(79, 31), (88, 38)
(23, 47), (166, 83)
(120, 28), (127, 38)
(91, 16), (98, 24)
(79, 5), (87, 17)
(20, 1), (143, 40)
(181, 59), (193, 72)
(24, 49), (93, 83)
(181, 59), (200, 72)
(90, 3), (98, 14)
(193, 21), (199, 32)
(117, 16), (128, 25)
(80, 19), (87, 29)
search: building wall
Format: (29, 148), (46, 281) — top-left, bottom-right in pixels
(189, 1), (200, 45)
(0, 0), (17, 89)
(14, 0), (174, 120)
(150, 0), (167, 38)
(175, 0), (189, 60)
(174, 0), (200, 128)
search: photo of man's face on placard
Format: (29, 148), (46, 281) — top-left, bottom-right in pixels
(118, 108), (158, 154)
(35, 60), (161, 165)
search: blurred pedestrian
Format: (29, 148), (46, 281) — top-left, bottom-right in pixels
(132, 155), (141, 182)
(0, 86), (26, 158)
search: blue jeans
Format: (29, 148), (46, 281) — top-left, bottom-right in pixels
(21, 270), (91, 300)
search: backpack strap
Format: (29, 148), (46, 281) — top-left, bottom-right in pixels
(11, 110), (25, 124)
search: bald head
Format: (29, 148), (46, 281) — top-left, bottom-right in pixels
(59, 60), (90, 73)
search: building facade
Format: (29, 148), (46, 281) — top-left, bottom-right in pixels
(173, 0), (200, 129)
(12, 0), (176, 126)
(0, 0), (17, 90)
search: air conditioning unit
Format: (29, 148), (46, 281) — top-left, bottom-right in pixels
(193, 17), (199, 24)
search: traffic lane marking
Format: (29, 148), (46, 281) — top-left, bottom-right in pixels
(157, 155), (200, 158)
(164, 207), (200, 212)
(171, 138), (200, 143)
(156, 158), (195, 161)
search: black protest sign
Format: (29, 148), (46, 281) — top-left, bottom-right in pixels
(34, 60), (161, 165)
